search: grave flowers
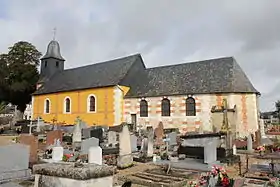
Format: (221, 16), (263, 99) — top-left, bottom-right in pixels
(255, 145), (265, 156)
(194, 165), (234, 187)
(186, 180), (199, 187)
(269, 177), (280, 187)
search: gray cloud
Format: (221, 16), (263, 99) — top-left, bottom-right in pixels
(0, 0), (279, 111)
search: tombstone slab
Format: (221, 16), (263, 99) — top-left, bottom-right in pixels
(33, 163), (115, 187)
(52, 146), (63, 162)
(46, 130), (63, 146)
(88, 146), (102, 165)
(118, 125), (133, 168)
(18, 134), (38, 163)
(81, 137), (99, 155)
(147, 127), (154, 157)
(130, 134), (137, 152)
(247, 135), (253, 152)
(204, 140), (217, 164)
(0, 144), (31, 182)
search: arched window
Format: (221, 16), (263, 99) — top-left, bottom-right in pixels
(186, 97), (196, 116)
(88, 95), (96, 112)
(140, 99), (148, 117)
(161, 98), (170, 116)
(44, 99), (50, 114)
(64, 97), (71, 113)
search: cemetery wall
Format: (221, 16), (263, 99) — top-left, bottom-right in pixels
(124, 93), (259, 137)
(32, 86), (116, 126)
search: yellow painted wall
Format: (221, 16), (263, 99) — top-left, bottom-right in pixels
(119, 86), (130, 122)
(32, 86), (117, 126)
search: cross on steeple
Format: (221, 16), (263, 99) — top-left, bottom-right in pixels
(53, 27), (57, 40)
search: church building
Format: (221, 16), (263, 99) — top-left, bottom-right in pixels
(32, 39), (260, 137)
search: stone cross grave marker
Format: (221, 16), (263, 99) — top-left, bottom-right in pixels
(27, 120), (36, 135)
(247, 134), (253, 152)
(81, 137), (99, 155)
(18, 134), (38, 164)
(72, 117), (82, 143)
(88, 146), (102, 165)
(155, 122), (164, 146)
(211, 98), (235, 149)
(36, 116), (44, 133)
(130, 134), (137, 152)
(118, 125), (133, 168)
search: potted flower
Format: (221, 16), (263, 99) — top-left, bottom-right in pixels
(186, 180), (199, 187)
(197, 165), (234, 187)
(255, 145), (265, 156)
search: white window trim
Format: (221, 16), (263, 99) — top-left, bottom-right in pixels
(64, 96), (71, 114)
(87, 94), (97, 113)
(44, 98), (51, 114)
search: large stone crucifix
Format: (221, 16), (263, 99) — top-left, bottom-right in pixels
(211, 98), (236, 150)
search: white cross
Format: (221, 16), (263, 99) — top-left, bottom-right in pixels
(27, 120), (37, 135)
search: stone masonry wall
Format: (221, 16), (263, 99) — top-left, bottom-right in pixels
(124, 93), (259, 137)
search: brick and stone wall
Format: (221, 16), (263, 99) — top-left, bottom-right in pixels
(124, 93), (259, 137)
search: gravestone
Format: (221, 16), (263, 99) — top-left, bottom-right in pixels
(90, 128), (103, 143)
(81, 137), (99, 155)
(141, 138), (148, 153)
(168, 132), (177, 146)
(88, 146), (102, 165)
(155, 122), (164, 145)
(18, 134), (38, 164)
(0, 144), (31, 182)
(46, 130), (63, 146)
(118, 125), (133, 168)
(204, 140), (217, 164)
(130, 134), (137, 152)
(52, 140), (63, 162)
(82, 127), (94, 139)
(259, 119), (266, 137)
(72, 119), (82, 144)
(147, 127), (154, 157)
(255, 130), (261, 147)
(108, 131), (118, 145)
(233, 144), (237, 155)
(247, 135), (253, 152)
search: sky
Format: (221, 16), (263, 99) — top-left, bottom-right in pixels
(0, 0), (279, 112)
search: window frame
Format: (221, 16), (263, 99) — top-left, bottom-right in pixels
(140, 99), (148, 117)
(44, 98), (51, 114)
(186, 97), (196, 116)
(64, 97), (71, 114)
(161, 98), (171, 116)
(87, 94), (97, 113)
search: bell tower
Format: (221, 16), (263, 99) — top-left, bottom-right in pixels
(40, 39), (65, 79)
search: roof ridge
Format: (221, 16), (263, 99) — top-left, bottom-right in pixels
(62, 53), (141, 72)
(147, 56), (233, 70)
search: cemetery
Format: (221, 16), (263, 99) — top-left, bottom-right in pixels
(0, 113), (280, 187)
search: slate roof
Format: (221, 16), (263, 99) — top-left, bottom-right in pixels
(124, 57), (259, 98)
(33, 54), (141, 95)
